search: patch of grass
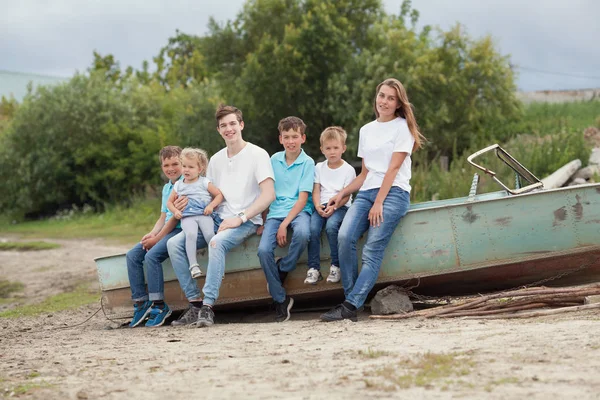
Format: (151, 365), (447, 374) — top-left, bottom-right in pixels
(364, 352), (474, 391)
(11, 381), (53, 396)
(0, 284), (99, 318)
(0, 279), (24, 298)
(484, 377), (520, 392)
(0, 197), (161, 245)
(357, 348), (391, 359)
(0, 241), (60, 251)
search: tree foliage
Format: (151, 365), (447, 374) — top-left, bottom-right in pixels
(1, 0), (524, 218)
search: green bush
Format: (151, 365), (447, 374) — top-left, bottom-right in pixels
(0, 73), (222, 219)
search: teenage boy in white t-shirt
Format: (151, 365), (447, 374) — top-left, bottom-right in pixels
(167, 105), (275, 328)
(305, 126), (356, 285)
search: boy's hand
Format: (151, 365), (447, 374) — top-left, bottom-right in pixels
(316, 204), (327, 218)
(218, 216), (242, 233)
(277, 224), (288, 247)
(322, 205), (334, 218)
(203, 205), (214, 216)
(173, 195), (188, 211)
(256, 225), (264, 235)
(141, 232), (154, 242)
(141, 236), (159, 251)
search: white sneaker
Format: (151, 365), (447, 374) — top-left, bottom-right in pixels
(327, 265), (341, 283)
(304, 268), (323, 285)
(189, 264), (203, 279)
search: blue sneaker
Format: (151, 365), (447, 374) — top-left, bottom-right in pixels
(129, 300), (152, 328)
(145, 303), (172, 328)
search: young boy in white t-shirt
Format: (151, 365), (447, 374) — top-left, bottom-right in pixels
(305, 126), (356, 284)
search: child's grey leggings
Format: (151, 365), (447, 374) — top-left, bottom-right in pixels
(181, 215), (215, 267)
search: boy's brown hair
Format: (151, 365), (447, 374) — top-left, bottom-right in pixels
(215, 104), (243, 125)
(278, 116), (306, 135)
(320, 126), (347, 146)
(159, 145), (182, 163)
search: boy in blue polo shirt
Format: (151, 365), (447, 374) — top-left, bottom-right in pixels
(126, 145), (183, 328)
(258, 116), (315, 322)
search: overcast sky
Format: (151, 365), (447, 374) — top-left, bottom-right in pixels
(2, 0), (599, 91)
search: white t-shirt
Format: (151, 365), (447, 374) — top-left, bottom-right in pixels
(173, 177), (212, 205)
(358, 117), (415, 192)
(207, 142), (274, 225)
(314, 160), (356, 207)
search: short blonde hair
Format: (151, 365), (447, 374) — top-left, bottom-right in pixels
(181, 147), (209, 175)
(320, 126), (347, 146)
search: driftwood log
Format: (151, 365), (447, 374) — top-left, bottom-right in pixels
(370, 284), (600, 320)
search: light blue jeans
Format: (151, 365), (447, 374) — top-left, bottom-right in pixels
(126, 228), (182, 302)
(258, 212), (311, 303)
(307, 206), (348, 270)
(167, 221), (258, 306)
(338, 187), (410, 308)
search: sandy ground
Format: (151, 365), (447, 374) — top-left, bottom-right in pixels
(1, 238), (600, 399)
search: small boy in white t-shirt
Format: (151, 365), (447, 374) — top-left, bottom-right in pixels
(305, 126), (356, 284)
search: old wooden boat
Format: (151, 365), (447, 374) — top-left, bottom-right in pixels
(96, 145), (600, 318)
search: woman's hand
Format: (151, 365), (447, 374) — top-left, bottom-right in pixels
(327, 193), (344, 211)
(368, 202), (384, 227)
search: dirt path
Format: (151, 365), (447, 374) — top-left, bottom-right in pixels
(1, 238), (600, 399)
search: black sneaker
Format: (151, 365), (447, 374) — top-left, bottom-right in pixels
(320, 303), (358, 322)
(195, 305), (215, 328)
(171, 304), (201, 327)
(274, 296), (294, 322)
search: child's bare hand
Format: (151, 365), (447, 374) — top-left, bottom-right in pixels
(322, 206), (334, 217)
(174, 210), (183, 219)
(277, 225), (288, 247)
(256, 225), (264, 235)
(173, 195), (188, 211)
(141, 236), (159, 250)
(203, 206), (213, 216)
(317, 204), (327, 217)
(141, 232), (154, 242)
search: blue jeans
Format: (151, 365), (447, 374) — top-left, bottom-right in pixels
(126, 228), (182, 302)
(307, 206), (348, 270)
(167, 221), (258, 306)
(338, 187), (409, 308)
(258, 212), (311, 303)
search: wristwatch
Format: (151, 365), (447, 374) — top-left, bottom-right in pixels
(236, 211), (248, 223)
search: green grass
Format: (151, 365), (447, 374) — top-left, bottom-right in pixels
(0, 241), (60, 251)
(357, 348), (392, 359)
(363, 351), (474, 391)
(0, 279), (24, 298)
(0, 284), (99, 318)
(0, 197), (161, 245)
(412, 100), (598, 202)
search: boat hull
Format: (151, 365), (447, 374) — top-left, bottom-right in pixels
(96, 184), (600, 318)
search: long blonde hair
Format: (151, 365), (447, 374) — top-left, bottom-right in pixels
(373, 78), (426, 150)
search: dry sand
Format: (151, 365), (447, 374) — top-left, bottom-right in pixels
(1, 237), (600, 399)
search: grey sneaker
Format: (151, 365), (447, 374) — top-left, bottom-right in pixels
(327, 265), (341, 283)
(171, 304), (201, 326)
(189, 264), (203, 279)
(195, 305), (215, 327)
(304, 268), (323, 285)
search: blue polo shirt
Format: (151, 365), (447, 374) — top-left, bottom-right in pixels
(268, 149), (315, 219)
(161, 177), (183, 227)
